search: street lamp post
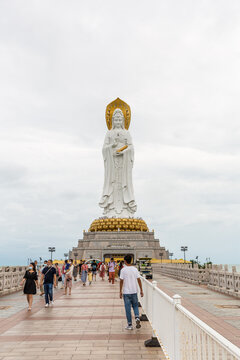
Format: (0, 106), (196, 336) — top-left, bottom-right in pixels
(48, 247), (56, 261)
(159, 252), (163, 263)
(181, 246), (188, 263)
(169, 252), (173, 263)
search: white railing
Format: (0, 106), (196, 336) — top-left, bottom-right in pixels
(152, 263), (210, 284)
(152, 263), (240, 298)
(0, 266), (27, 296)
(140, 277), (240, 360)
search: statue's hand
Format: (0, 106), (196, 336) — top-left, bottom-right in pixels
(112, 138), (118, 148)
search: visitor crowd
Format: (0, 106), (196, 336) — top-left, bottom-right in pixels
(20, 255), (143, 330)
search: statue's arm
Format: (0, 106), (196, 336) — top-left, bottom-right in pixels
(103, 132), (113, 148)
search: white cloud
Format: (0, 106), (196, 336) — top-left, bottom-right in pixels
(0, 0), (240, 265)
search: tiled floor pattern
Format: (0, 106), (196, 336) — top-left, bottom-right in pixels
(0, 293), (30, 318)
(154, 273), (240, 348)
(0, 279), (166, 360)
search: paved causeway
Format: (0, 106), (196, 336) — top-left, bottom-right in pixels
(0, 278), (166, 360)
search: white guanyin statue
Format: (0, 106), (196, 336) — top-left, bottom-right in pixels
(99, 98), (137, 218)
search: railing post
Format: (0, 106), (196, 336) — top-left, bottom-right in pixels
(173, 294), (182, 305)
(144, 280), (160, 348)
(173, 294), (182, 360)
(152, 280), (157, 288)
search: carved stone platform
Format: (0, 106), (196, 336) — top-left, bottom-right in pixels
(69, 231), (169, 262)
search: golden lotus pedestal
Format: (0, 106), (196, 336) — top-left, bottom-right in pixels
(69, 218), (169, 262)
(89, 218), (149, 232)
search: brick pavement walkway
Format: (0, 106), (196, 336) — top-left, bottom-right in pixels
(154, 273), (240, 348)
(0, 278), (166, 360)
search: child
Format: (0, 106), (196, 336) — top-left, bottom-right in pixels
(88, 268), (93, 285)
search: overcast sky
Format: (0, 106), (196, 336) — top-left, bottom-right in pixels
(0, 0), (240, 266)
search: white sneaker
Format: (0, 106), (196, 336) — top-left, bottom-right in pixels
(45, 303), (49, 308)
(125, 325), (133, 330)
(50, 301), (54, 305)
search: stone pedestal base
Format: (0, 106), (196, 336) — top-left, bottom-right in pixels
(70, 231), (169, 262)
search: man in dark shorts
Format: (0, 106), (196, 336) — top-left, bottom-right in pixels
(91, 260), (98, 281)
(40, 259), (57, 308)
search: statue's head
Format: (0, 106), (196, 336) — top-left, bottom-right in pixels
(112, 108), (124, 129)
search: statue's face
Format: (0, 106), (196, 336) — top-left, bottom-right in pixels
(113, 112), (124, 129)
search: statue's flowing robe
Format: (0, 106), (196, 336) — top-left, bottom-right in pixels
(99, 128), (137, 217)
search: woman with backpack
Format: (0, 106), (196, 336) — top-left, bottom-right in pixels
(91, 260), (98, 282)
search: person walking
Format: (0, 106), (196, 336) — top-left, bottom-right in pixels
(64, 259), (73, 295)
(99, 262), (106, 281)
(20, 262), (38, 311)
(55, 263), (61, 288)
(39, 260), (47, 296)
(81, 261), (88, 286)
(61, 260), (68, 289)
(118, 260), (124, 277)
(108, 257), (116, 284)
(114, 261), (119, 281)
(40, 260), (57, 308)
(79, 260), (83, 277)
(88, 268), (93, 285)
(34, 260), (39, 272)
(91, 260), (97, 281)
(73, 261), (78, 281)
(120, 254), (143, 330)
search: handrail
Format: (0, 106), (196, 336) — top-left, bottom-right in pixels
(139, 276), (240, 360)
(176, 303), (240, 357)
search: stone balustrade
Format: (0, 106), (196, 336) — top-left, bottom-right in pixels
(208, 264), (240, 297)
(152, 263), (240, 298)
(152, 263), (210, 284)
(0, 266), (27, 297)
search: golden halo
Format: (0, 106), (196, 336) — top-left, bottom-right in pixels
(105, 98), (131, 130)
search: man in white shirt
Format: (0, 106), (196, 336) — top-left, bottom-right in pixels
(108, 258), (116, 284)
(120, 254), (144, 330)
